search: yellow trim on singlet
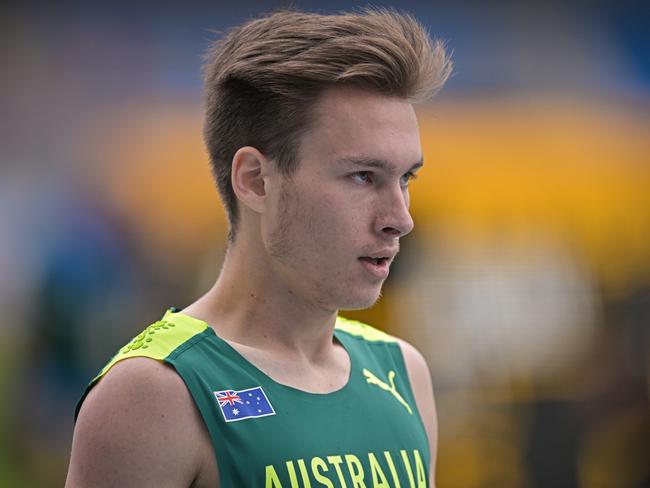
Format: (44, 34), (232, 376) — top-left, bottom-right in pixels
(335, 316), (396, 343)
(93, 312), (394, 384)
(93, 309), (207, 382)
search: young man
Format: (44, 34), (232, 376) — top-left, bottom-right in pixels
(66, 9), (451, 488)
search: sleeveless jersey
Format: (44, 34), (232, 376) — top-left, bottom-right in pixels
(76, 308), (431, 487)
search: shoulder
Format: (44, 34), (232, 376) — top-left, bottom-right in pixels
(394, 337), (435, 414)
(90, 312), (209, 384)
(335, 317), (435, 411)
(395, 337), (431, 384)
(81, 356), (192, 418)
(67, 357), (212, 487)
(394, 337), (438, 485)
(335, 316), (430, 378)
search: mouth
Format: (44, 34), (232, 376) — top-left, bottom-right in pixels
(359, 257), (390, 265)
(358, 256), (392, 279)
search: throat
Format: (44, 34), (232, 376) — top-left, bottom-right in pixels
(224, 336), (352, 394)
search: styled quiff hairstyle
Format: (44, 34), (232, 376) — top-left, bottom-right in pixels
(203, 8), (452, 240)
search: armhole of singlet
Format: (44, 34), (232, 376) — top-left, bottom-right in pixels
(74, 312), (208, 420)
(335, 315), (429, 442)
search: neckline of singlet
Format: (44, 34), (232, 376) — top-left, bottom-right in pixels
(166, 309), (357, 402)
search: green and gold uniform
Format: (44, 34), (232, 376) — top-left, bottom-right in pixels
(76, 308), (430, 487)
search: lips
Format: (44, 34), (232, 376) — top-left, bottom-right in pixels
(360, 257), (389, 265)
(359, 255), (392, 279)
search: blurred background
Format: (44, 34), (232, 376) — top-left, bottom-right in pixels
(1, 0), (648, 486)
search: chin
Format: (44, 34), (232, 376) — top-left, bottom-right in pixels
(334, 289), (382, 311)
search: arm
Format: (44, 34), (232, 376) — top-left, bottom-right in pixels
(397, 339), (439, 488)
(66, 357), (215, 488)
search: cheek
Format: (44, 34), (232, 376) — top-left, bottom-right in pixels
(303, 192), (364, 242)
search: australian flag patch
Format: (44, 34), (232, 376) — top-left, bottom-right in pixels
(214, 386), (276, 422)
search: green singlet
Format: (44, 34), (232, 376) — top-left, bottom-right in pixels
(76, 308), (430, 487)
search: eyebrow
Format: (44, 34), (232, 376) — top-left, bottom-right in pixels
(337, 155), (424, 174)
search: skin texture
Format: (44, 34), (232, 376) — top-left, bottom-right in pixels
(66, 86), (438, 487)
(68, 358), (219, 487)
(261, 88), (418, 313)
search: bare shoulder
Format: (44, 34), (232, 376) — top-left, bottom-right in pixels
(66, 357), (216, 488)
(395, 337), (439, 486)
(395, 338), (431, 382)
(395, 337), (436, 412)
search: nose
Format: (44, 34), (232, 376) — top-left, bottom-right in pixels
(375, 185), (414, 239)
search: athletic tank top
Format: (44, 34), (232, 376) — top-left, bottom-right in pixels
(76, 308), (430, 487)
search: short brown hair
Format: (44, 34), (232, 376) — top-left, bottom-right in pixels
(203, 8), (452, 240)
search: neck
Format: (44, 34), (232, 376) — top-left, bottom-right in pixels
(182, 230), (339, 361)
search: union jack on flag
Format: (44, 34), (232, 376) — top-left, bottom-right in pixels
(216, 390), (243, 408)
(214, 386), (275, 423)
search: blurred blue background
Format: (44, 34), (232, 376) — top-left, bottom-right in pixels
(1, 1), (649, 486)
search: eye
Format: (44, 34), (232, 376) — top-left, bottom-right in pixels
(400, 171), (418, 187)
(350, 171), (373, 184)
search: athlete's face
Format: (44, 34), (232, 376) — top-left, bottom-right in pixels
(263, 87), (422, 311)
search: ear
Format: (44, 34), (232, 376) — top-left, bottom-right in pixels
(231, 146), (270, 214)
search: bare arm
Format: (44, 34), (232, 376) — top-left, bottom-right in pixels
(397, 339), (439, 488)
(66, 358), (215, 488)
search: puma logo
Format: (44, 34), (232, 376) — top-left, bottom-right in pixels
(363, 368), (413, 415)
